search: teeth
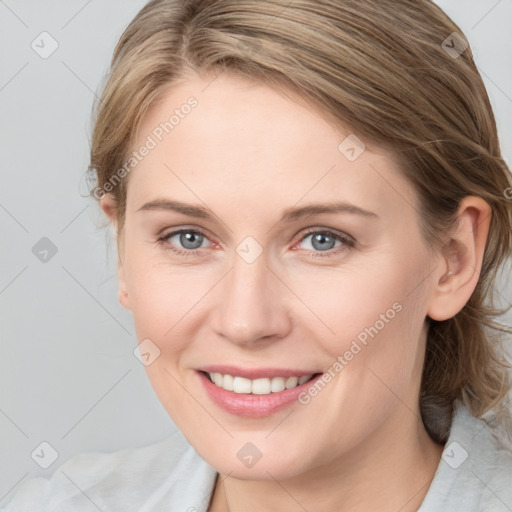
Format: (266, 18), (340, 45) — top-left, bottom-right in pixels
(207, 372), (315, 394)
(298, 375), (311, 385)
(223, 374), (234, 391)
(285, 376), (298, 389)
(251, 378), (271, 395)
(271, 377), (285, 392)
(233, 376), (252, 394)
(213, 373), (223, 387)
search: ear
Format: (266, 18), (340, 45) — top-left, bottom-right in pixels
(99, 193), (131, 310)
(427, 196), (491, 321)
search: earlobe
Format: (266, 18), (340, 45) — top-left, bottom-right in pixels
(118, 288), (131, 310)
(427, 197), (491, 321)
(99, 194), (131, 310)
(118, 262), (131, 310)
(99, 193), (118, 226)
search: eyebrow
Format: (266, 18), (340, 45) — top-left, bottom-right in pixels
(136, 199), (378, 222)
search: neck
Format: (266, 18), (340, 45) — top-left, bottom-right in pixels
(208, 405), (444, 512)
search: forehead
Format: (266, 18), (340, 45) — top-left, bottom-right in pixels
(126, 72), (418, 223)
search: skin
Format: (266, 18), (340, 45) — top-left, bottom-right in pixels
(100, 71), (491, 512)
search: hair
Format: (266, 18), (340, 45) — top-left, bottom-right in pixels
(88, 0), (512, 443)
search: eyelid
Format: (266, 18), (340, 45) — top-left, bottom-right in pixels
(295, 228), (356, 246)
(156, 223), (211, 239)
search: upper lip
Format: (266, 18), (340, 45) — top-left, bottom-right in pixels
(197, 365), (321, 380)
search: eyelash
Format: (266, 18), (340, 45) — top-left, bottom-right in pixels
(156, 228), (355, 258)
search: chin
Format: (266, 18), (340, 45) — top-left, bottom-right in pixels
(200, 438), (315, 481)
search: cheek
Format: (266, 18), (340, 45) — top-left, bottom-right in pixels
(124, 246), (228, 375)
(128, 266), (209, 345)
(289, 268), (427, 460)
(287, 257), (420, 348)
(288, 251), (430, 402)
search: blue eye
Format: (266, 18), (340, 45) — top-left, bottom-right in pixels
(157, 229), (211, 256)
(172, 230), (206, 250)
(157, 228), (355, 258)
(297, 230), (354, 257)
(301, 231), (340, 251)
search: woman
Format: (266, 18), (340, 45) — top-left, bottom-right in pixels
(4, 0), (512, 510)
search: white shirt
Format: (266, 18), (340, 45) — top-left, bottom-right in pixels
(2, 401), (511, 511)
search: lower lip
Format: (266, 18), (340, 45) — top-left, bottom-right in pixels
(197, 371), (322, 418)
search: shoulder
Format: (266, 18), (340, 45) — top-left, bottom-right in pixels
(419, 401), (512, 512)
(1, 430), (218, 512)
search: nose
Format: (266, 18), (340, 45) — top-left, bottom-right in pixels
(210, 252), (293, 347)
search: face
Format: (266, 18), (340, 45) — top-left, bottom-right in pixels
(112, 72), (439, 479)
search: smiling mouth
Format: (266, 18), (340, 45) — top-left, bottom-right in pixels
(201, 371), (320, 395)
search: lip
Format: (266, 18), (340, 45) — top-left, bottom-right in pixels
(197, 365), (320, 380)
(196, 370), (323, 418)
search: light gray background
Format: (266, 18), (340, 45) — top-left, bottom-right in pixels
(1, 0), (511, 504)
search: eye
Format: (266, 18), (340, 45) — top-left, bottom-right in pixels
(157, 228), (213, 256)
(295, 229), (354, 257)
(156, 227), (355, 258)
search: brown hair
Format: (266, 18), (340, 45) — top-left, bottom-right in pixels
(88, 0), (512, 443)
